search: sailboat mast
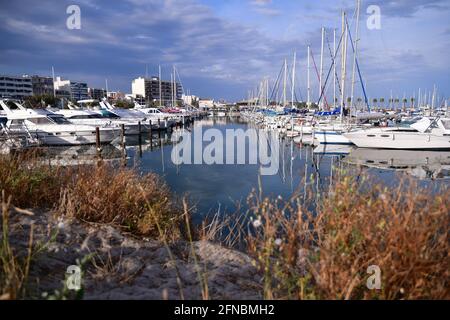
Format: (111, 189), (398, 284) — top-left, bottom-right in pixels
(350, 0), (360, 111)
(307, 45), (311, 107)
(51, 66), (56, 98)
(333, 29), (336, 108)
(340, 11), (348, 122)
(418, 88), (421, 109)
(319, 27), (325, 110)
(283, 58), (287, 107)
(291, 51), (296, 108)
(158, 65), (162, 107)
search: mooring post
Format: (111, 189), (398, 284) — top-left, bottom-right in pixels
(138, 121), (142, 157)
(95, 127), (101, 159)
(149, 121), (153, 150)
(121, 124), (126, 166)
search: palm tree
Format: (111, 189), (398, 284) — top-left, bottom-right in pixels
(410, 97), (415, 108)
(380, 98), (385, 109)
(402, 98), (408, 110)
(394, 98), (400, 109)
(373, 98), (378, 108)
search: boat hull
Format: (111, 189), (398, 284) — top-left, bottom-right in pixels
(343, 131), (450, 150)
(314, 131), (353, 145)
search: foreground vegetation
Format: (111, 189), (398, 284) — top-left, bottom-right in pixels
(0, 153), (184, 237)
(1, 153), (449, 299)
(244, 174), (449, 299)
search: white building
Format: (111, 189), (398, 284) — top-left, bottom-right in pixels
(54, 76), (88, 101)
(182, 94), (199, 105)
(131, 77), (146, 98)
(0, 75), (33, 99)
(199, 98), (215, 109)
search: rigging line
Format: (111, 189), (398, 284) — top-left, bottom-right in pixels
(326, 31), (343, 98)
(174, 66), (185, 95)
(269, 62), (284, 103)
(286, 64), (304, 104)
(316, 25), (346, 108)
(310, 48), (330, 109)
(345, 17), (370, 111)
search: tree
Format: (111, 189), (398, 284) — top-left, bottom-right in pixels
(402, 98), (408, 110)
(114, 100), (134, 109)
(24, 94), (57, 109)
(380, 98), (385, 108)
(373, 98), (378, 108)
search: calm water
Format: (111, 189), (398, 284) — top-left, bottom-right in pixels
(117, 117), (450, 221)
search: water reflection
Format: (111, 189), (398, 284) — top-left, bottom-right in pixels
(343, 148), (450, 180)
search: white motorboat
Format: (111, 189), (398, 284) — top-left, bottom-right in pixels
(0, 100), (119, 145)
(343, 117), (450, 150)
(137, 107), (178, 128)
(55, 109), (149, 135)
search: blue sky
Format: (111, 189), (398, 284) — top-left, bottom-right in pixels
(0, 0), (449, 102)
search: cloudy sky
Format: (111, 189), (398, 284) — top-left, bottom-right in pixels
(0, 0), (449, 102)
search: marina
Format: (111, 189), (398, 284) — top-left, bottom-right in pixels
(0, 0), (448, 305)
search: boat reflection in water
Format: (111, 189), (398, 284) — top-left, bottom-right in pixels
(343, 148), (450, 180)
(313, 144), (353, 156)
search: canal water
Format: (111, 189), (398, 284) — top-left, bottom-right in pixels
(117, 117), (450, 222)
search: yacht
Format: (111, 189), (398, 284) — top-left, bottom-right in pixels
(343, 117), (450, 150)
(55, 108), (149, 135)
(0, 100), (119, 145)
(136, 107), (178, 128)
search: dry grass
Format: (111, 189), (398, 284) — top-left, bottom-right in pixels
(0, 153), (187, 240)
(0, 192), (34, 300)
(245, 173), (450, 300)
(0, 152), (70, 208)
(58, 164), (184, 238)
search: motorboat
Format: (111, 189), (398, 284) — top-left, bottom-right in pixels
(0, 99), (119, 145)
(343, 117), (450, 150)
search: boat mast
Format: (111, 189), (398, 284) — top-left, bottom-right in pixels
(319, 26), (325, 110)
(418, 88), (421, 109)
(283, 58), (287, 108)
(431, 84), (436, 116)
(340, 11), (348, 122)
(171, 66), (175, 108)
(307, 45), (311, 107)
(51, 66), (56, 98)
(159, 65), (162, 107)
(333, 29), (336, 108)
(291, 51), (296, 108)
(350, 0), (361, 112)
